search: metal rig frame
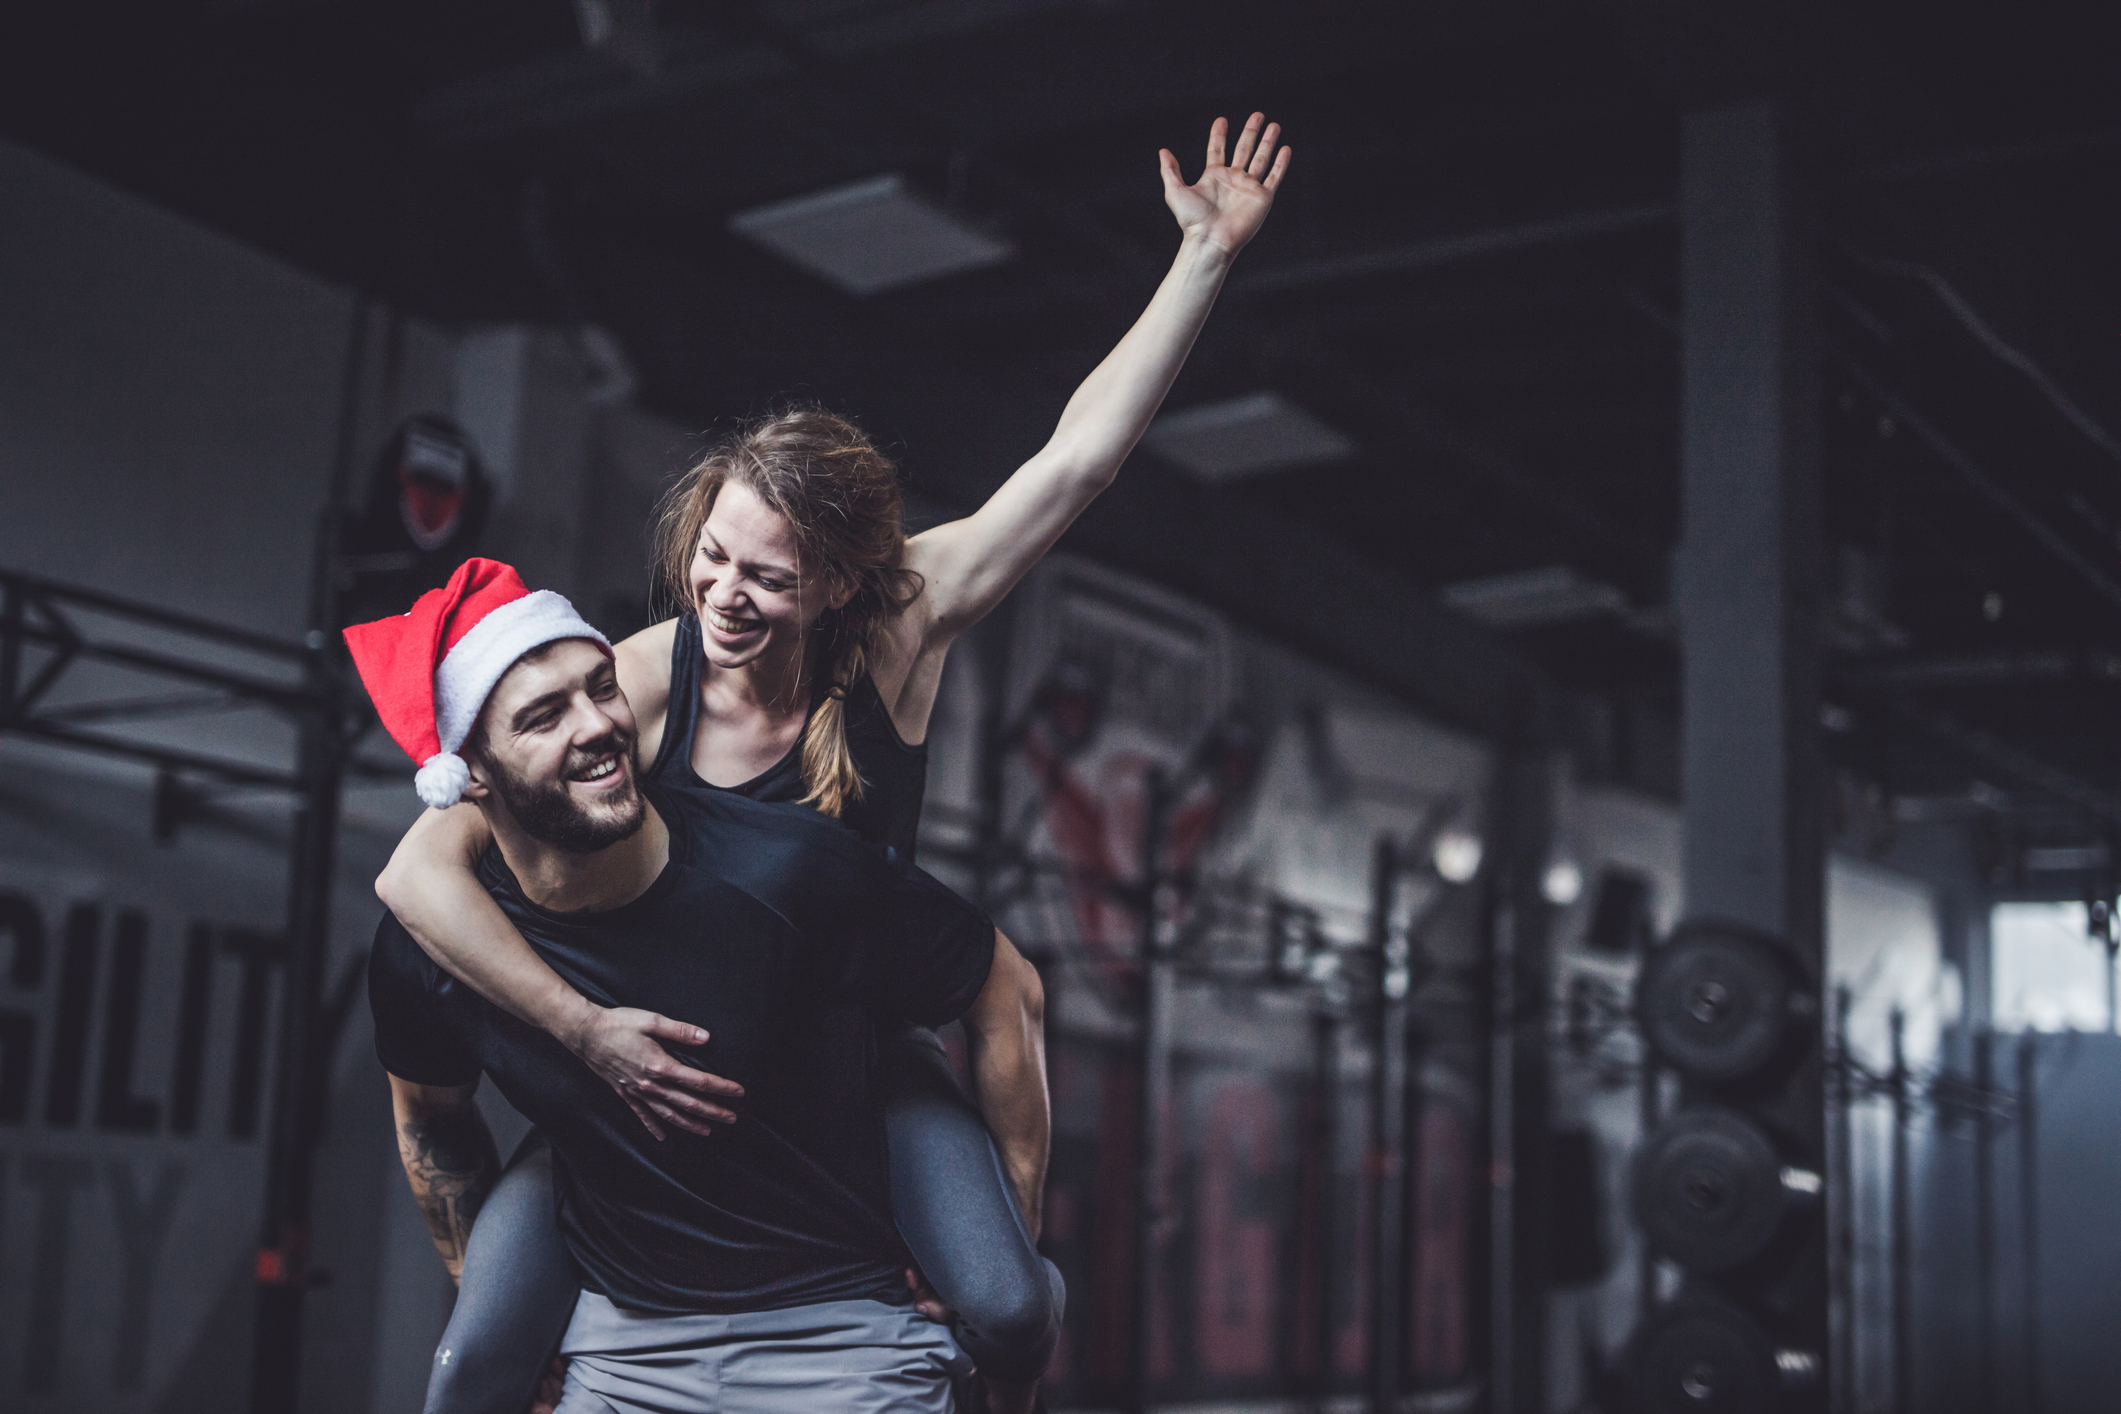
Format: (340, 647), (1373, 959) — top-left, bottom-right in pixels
(949, 676), (1512, 1414)
(0, 563), (377, 1412)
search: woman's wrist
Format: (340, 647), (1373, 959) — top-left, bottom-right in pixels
(543, 984), (605, 1053)
(1177, 228), (1242, 269)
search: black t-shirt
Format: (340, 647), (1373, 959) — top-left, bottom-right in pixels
(368, 784), (994, 1315)
(648, 613), (929, 860)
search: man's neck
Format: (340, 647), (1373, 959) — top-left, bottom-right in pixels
(486, 802), (671, 913)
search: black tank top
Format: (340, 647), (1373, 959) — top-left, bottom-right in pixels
(646, 613), (930, 862)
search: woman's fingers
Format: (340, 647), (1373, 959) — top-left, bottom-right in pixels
(1263, 144), (1292, 194)
(905, 1267), (950, 1323)
(624, 1095), (668, 1142)
(650, 1084), (739, 1126)
(1229, 112), (1266, 173)
(1158, 147), (1183, 192)
(659, 1059), (745, 1098)
(1204, 114), (1228, 170)
(651, 1102), (719, 1139)
(644, 1012), (710, 1047)
(1245, 120), (1281, 180)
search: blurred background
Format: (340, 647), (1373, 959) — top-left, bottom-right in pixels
(3, 2), (2120, 1411)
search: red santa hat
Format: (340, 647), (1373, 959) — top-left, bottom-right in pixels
(343, 558), (611, 809)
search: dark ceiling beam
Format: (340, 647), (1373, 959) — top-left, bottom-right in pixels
(1887, 699), (2121, 828)
(1835, 650), (2121, 690)
(416, 39), (791, 147)
(1837, 355), (2121, 618)
(1611, 275), (2121, 634)
(1230, 203), (1675, 297)
(1218, 130), (2121, 300)
(1853, 127), (2121, 185)
(1288, 346), (1667, 579)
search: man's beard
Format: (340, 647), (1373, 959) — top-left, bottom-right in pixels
(485, 730), (646, 855)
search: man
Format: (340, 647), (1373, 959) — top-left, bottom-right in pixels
(348, 560), (1047, 1412)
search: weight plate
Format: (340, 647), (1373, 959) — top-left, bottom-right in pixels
(1625, 1299), (1780, 1414)
(1633, 1108), (1791, 1273)
(1637, 922), (1802, 1082)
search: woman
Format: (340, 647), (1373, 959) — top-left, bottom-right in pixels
(381, 112), (1290, 1414)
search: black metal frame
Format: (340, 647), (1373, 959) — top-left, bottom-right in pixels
(0, 562), (372, 1412)
(1, 569), (323, 788)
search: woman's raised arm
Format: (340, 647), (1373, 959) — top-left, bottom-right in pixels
(902, 113), (1290, 644)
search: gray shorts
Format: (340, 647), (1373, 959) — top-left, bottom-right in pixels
(554, 1291), (971, 1413)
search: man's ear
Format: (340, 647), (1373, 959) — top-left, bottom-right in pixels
(458, 745), (493, 802)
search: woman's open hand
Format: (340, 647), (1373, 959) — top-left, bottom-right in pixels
(562, 1005), (744, 1140)
(1160, 112), (1290, 257)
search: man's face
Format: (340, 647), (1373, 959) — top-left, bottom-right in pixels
(465, 638), (645, 854)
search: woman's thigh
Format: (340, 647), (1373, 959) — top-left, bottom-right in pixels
(426, 1130), (584, 1414)
(878, 1027), (1062, 1383)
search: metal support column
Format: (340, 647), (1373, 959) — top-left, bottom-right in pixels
(1829, 987), (1856, 1414)
(247, 648), (348, 1412)
(1127, 768), (1175, 1414)
(1365, 836), (1406, 1413)
(1887, 1010), (1912, 1414)
(250, 298), (365, 1414)
(1308, 1003), (1341, 1411)
(1973, 1029), (1997, 1413)
(1676, 94), (1828, 1378)
(1485, 745), (1554, 1414)
(2016, 1036), (2041, 1414)
(1486, 890), (1515, 1414)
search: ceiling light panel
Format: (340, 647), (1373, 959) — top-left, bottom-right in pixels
(1441, 565), (1629, 628)
(728, 174), (1011, 296)
(1144, 392), (1356, 482)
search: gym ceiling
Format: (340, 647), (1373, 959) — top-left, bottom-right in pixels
(6, 0), (2121, 858)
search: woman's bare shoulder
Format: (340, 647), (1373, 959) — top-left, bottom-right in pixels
(617, 616), (680, 661)
(615, 618), (680, 709)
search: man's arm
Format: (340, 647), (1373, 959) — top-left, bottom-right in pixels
(388, 1074), (501, 1284)
(959, 931), (1050, 1239)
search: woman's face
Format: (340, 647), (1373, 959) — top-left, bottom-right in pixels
(690, 480), (847, 672)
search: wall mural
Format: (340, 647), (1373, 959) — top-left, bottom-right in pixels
(957, 558), (1493, 1408)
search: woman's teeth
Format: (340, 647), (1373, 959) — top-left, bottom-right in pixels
(707, 609), (759, 635)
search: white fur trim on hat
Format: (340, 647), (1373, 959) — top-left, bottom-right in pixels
(432, 589), (612, 769)
(414, 753), (473, 810)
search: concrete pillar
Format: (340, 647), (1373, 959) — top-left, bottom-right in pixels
(1675, 95), (1829, 1364)
(1677, 100), (1825, 946)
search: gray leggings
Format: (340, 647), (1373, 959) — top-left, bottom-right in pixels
(425, 1029), (1062, 1413)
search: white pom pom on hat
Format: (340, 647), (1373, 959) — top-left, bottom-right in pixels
(414, 753), (473, 810)
(343, 559), (610, 809)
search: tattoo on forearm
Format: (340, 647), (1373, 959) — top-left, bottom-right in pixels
(396, 1111), (499, 1279)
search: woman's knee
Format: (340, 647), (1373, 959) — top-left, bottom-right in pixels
(953, 1258), (1064, 1382)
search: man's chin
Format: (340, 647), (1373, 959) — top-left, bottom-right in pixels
(525, 786), (647, 856)
(565, 797), (648, 855)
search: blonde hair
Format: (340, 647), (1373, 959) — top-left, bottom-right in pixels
(652, 408), (922, 817)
